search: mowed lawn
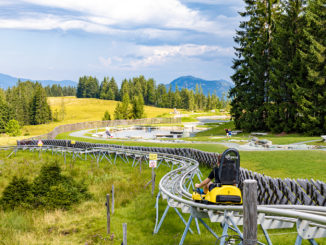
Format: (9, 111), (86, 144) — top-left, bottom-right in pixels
(21, 97), (173, 137)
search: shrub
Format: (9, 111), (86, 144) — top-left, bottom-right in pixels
(0, 161), (91, 210)
(5, 119), (21, 136)
(32, 161), (91, 209)
(0, 176), (33, 210)
(102, 110), (111, 121)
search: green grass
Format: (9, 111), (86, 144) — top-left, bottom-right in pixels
(1, 150), (326, 244)
(181, 117), (198, 122)
(193, 121), (322, 145)
(195, 121), (235, 137)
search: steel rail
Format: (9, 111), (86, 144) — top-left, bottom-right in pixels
(2, 142), (326, 244)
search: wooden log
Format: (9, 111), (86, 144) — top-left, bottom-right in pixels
(106, 194), (110, 234)
(123, 223), (127, 245)
(243, 180), (257, 245)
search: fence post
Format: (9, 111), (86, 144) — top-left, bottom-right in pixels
(151, 167), (156, 196)
(106, 194), (110, 234)
(243, 179), (258, 245)
(139, 156), (142, 174)
(112, 184), (114, 214)
(123, 223), (127, 245)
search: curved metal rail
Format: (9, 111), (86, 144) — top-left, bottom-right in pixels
(2, 140), (326, 244)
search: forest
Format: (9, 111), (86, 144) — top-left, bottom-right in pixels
(0, 81), (51, 133)
(230, 0), (326, 135)
(76, 75), (228, 111)
(0, 75), (228, 134)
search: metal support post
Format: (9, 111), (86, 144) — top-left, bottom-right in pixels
(154, 205), (170, 233)
(308, 239), (318, 245)
(198, 218), (219, 239)
(295, 235), (303, 245)
(179, 215), (193, 245)
(154, 191), (161, 233)
(195, 218), (201, 234)
(261, 225), (272, 245)
(220, 222), (229, 245)
(173, 208), (194, 234)
(226, 213), (243, 240)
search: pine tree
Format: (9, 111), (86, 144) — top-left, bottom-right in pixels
(174, 85), (182, 108)
(131, 94), (145, 119)
(108, 77), (119, 100)
(146, 78), (156, 105)
(121, 93), (131, 119)
(99, 77), (110, 100)
(294, 0), (326, 134)
(29, 84), (52, 125)
(267, 0), (305, 133)
(102, 110), (111, 121)
(230, 0), (278, 131)
(5, 119), (21, 136)
(114, 103), (123, 120)
(119, 79), (130, 102)
(0, 96), (13, 133)
(77, 76), (99, 98)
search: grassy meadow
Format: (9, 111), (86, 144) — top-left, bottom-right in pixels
(1, 151), (325, 244)
(6, 96), (172, 141)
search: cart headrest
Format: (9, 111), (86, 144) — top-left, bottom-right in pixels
(219, 148), (240, 185)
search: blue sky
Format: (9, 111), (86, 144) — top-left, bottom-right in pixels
(0, 0), (244, 84)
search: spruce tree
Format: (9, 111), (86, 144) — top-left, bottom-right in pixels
(99, 77), (110, 100)
(267, 0), (306, 133)
(29, 84), (52, 125)
(121, 93), (131, 119)
(230, 0), (278, 131)
(131, 94), (145, 119)
(294, 0), (326, 134)
(114, 103), (123, 120)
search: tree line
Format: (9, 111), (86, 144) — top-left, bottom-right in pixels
(76, 75), (229, 111)
(45, 84), (76, 97)
(230, 0), (325, 135)
(0, 81), (52, 134)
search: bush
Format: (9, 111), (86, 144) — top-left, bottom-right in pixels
(0, 176), (33, 210)
(0, 161), (91, 210)
(102, 110), (111, 121)
(5, 119), (21, 136)
(32, 161), (91, 209)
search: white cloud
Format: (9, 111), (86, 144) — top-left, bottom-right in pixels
(104, 44), (233, 69)
(181, 0), (243, 5)
(0, 0), (238, 36)
(99, 57), (112, 67)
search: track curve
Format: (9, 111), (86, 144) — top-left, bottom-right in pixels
(2, 139), (326, 244)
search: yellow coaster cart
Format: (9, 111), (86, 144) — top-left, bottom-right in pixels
(192, 148), (242, 205)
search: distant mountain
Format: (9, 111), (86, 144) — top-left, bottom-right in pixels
(0, 73), (77, 89)
(166, 76), (233, 98)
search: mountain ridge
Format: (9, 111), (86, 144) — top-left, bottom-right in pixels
(166, 75), (233, 98)
(0, 73), (77, 89)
